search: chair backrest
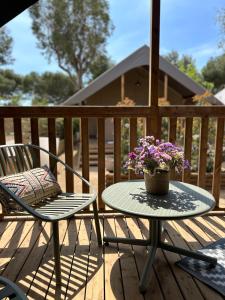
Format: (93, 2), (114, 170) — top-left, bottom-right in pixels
(0, 144), (40, 176)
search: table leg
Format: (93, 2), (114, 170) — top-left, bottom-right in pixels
(139, 245), (157, 293)
(160, 243), (217, 266)
(139, 219), (161, 293)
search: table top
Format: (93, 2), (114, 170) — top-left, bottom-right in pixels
(102, 180), (215, 220)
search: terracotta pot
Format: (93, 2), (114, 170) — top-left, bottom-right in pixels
(144, 170), (169, 195)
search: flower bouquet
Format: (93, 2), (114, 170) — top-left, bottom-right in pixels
(126, 136), (190, 194)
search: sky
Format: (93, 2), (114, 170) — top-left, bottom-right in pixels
(5, 0), (225, 75)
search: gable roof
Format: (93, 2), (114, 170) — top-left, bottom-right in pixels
(63, 45), (222, 105)
(215, 88), (225, 105)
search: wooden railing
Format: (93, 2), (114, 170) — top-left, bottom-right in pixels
(0, 106), (224, 211)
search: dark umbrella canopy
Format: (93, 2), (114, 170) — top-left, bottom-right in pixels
(0, 0), (38, 27)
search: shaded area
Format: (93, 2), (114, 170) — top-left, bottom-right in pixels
(0, 216), (224, 299)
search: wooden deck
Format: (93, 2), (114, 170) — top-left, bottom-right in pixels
(0, 215), (225, 300)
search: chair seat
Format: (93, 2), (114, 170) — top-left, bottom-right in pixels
(34, 192), (94, 217)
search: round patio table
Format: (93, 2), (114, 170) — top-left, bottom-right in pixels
(102, 180), (217, 293)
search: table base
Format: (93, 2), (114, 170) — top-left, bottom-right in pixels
(103, 219), (217, 294)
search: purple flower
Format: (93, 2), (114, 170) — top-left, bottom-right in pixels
(128, 152), (137, 159)
(125, 135), (190, 175)
(184, 159), (190, 169)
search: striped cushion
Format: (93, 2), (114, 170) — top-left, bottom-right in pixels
(0, 166), (62, 212)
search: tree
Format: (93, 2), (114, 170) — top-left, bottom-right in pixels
(0, 27), (14, 66)
(23, 71), (75, 104)
(164, 51), (213, 90)
(164, 50), (179, 67)
(0, 69), (22, 98)
(29, 0), (114, 90)
(202, 54), (225, 93)
(89, 53), (114, 80)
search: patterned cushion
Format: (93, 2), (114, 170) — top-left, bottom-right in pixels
(0, 165), (62, 212)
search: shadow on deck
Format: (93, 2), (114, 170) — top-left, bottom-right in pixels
(0, 215), (225, 300)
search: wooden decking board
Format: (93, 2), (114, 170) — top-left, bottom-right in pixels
(0, 221), (12, 237)
(162, 231), (204, 300)
(115, 217), (144, 300)
(16, 222), (52, 296)
(0, 221), (24, 251)
(0, 216), (224, 299)
(0, 221), (33, 272)
(85, 218), (104, 300)
(165, 221), (207, 300)
(104, 217), (124, 300)
(62, 218), (82, 299)
(139, 219), (184, 300)
(64, 219), (91, 299)
(130, 218), (164, 300)
(172, 220), (224, 300)
(1, 221), (42, 281)
(44, 220), (71, 299)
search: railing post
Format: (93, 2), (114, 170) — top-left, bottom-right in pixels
(148, 0), (160, 138)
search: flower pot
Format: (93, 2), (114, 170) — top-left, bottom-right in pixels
(144, 170), (169, 195)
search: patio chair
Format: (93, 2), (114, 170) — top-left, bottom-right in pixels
(0, 276), (27, 299)
(0, 144), (102, 287)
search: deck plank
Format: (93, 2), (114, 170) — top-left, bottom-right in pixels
(115, 217), (144, 300)
(0, 216), (224, 299)
(172, 220), (224, 300)
(1, 221), (41, 281)
(139, 219), (184, 300)
(126, 218), (164, 300)
(15, 222), (52, 296)
(104, 217), (124, 300)
(85, 218), (104, 300)
(64, 218), (92, 299)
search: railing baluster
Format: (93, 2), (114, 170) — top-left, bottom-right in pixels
(0, 119), (6, 145)
(169, 117), (177, 144)
(146, 115), (160, 138)
(129, 117), (137, 180)
(197, 117), (209, 188)
(30, 118), (40, 167)
(98, 118), (105, 210)
(48, 118), (57, 179)
(13, 118), (22, 143)
(169, 117), (177, 179)
(212, 118), (225, 207)
(182, 118), (193, 183)
(81, 118), (89, 193)
(64, 117), (74, 193)
(114, 118), (121, 183)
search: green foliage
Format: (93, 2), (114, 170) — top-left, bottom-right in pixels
(32, 97), (48, 106)
(89, 54), (114, 80)
(164, 51), (213, 90)
(23, 71), (75, 104)
(0, 69), (23, 98)
(0, 27), (14, 66)
(29, 0), (114, 89)
(202, 54), (225, 93)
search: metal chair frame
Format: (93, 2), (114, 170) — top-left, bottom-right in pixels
(0, 144), (102, 287)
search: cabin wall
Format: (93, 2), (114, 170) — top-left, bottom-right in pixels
(85, 68), (187, 139)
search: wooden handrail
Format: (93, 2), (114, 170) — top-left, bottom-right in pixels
(0, 105), (224, 211)
(0, 106), (225, 118)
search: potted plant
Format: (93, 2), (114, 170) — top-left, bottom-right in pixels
(125, 136), (190, 195)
